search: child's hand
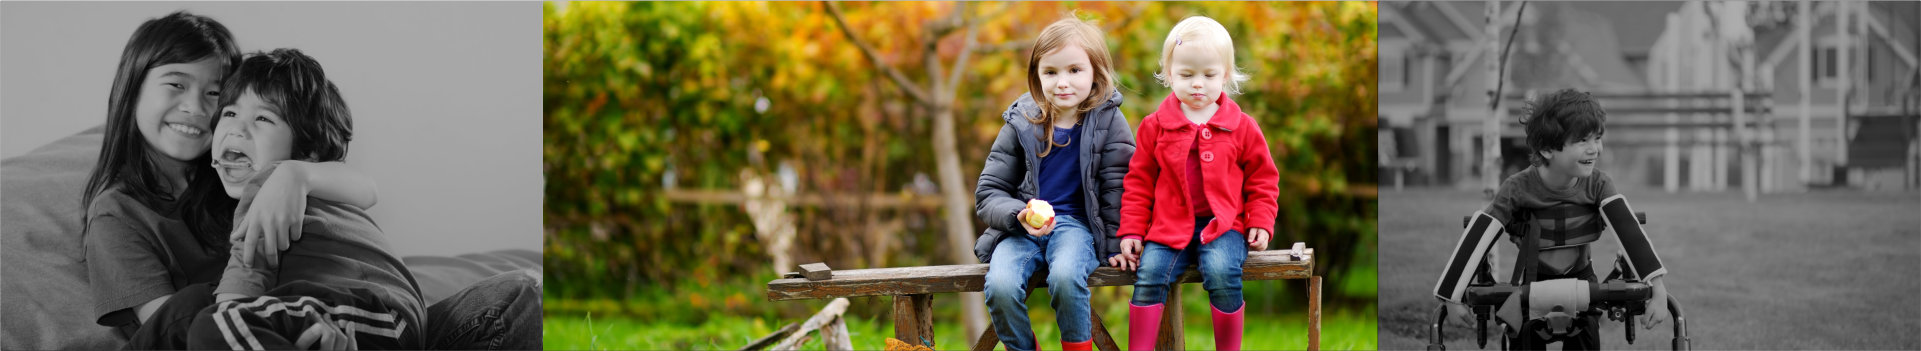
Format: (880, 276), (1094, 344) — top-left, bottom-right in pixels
(233, 161), (307, 267)
(1245, 228), (1271, 250)
(1444, 300), (1476, 327)
(296, 318), (358, 351)
(1640, 276), (1672, 329)
(1112, 238), (1143, 271)
(1016, 207), (1055, 237)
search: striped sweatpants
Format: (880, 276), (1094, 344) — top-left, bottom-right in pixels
(182, 280), (424, 350)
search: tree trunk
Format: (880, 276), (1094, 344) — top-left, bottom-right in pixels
(932, 103), (988, 340)
(1482, 1), (1504, 193)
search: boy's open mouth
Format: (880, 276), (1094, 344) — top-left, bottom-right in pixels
(1578, 159), (1596, 165)
(213, 147), (255, 183)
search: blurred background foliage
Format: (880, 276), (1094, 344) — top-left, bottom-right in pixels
(544, 1), (1377, 347)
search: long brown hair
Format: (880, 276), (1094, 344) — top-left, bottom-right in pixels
(82, 11), (241, 250)
(1023, 17), (1115, 157)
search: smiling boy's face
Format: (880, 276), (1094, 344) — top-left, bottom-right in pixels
(1542, 132), (1604, 178)
(212, 90), (295, 198)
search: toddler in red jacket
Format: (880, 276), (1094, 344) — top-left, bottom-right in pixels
(1114, 15), (1281, 351)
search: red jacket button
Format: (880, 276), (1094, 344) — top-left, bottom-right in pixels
(1200, 129), (1213, 139)
(1201, 151), (1215, 162)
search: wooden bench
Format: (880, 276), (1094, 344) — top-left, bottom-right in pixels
(767, 247), (1321, 351)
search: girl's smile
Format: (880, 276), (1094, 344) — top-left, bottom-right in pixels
(135, 58), (227, 162)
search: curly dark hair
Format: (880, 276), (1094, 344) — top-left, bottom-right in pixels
(1520, 89), (1606, 166)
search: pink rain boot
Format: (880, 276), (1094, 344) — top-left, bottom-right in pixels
(1210, 303), (1245, 351)
(1128, 303), (1164, 351)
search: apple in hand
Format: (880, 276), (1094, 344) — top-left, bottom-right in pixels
(1022, 199), (1056, 231)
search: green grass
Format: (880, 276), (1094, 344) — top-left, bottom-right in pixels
(545, 247), (1379, 350)
(545, 301), (1376, 350)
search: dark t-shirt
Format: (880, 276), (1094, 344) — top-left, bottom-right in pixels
(212, 198), (424, 317)
(1036, 125), (1085, 220)
(84, 186), (227, 328)
(1483, 165), (1618, 225)
(1481, 165), (1619, 276)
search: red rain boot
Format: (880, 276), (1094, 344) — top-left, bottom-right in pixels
(1062, 340), (1093, 351)
(1128, 303), (1164, 351)
(1210, 303), (1244, 351)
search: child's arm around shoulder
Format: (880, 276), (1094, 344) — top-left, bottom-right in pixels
(233, 160), (377, 267)
(282, 160), (379, 209)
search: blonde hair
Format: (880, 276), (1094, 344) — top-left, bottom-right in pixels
(1155, 16), (1250, 95)
(1024, 16), (1116, 157)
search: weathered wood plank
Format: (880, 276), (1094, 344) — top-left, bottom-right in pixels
(740, 323), (799, 351)
(768, 250), (1312, 301)
(800, 263), (834, 281)
(893, 295), (935, 348)
(1309, 276), (1323, 351)
(773, 298), (851, 350)
(821, 316), (852, 350)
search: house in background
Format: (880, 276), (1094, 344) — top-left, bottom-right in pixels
(1749, 1), (1918, 190)
(1379, 1), (1656, 189)
(1648, 1), (1920, 192)
(1381, 1), (1920, 192)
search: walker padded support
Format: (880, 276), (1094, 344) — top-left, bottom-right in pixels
(1436, 211), (1504, 303)
(1600, 195), (1665, 280)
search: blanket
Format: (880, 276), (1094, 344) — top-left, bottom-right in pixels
(1, 127), (541, 350)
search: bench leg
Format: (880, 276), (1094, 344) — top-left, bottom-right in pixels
(1156, 284), (1184, 351)
(973, 323), (999, 351)
(896, 294), (935, 348)
(1090, 309), (1120, 351)
(1308, 275), (1322, 351)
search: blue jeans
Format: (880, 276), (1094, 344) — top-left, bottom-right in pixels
(983, 215), (1100, 350)
(1130, 217), (1247, 311)
(424, 270), (542, 350)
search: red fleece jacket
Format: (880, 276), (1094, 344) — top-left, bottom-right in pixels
(1118, 92), (1281, 250)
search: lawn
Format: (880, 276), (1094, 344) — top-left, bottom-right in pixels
(545, 307), (1377, 350)
(1375, 188), (1921, 350)
(548, 283), (1377, 350)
